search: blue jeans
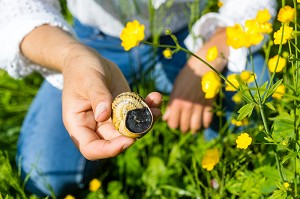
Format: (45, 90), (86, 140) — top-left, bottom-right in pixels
(16, 19), (268, 197)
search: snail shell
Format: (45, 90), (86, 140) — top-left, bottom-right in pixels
(112, 92), (153, 138)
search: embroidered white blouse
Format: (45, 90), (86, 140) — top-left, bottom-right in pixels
(0, 0), (277, 89)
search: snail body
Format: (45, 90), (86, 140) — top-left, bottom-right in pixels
(112, 92), (153, 138)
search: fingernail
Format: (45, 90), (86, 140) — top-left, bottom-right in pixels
(122, 140), (134, 151)
(154, 96), (163, 106)
(94, 103), (107, 120)
(162, 109), (169, 121)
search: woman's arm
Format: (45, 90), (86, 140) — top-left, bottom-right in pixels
(21, 24), (163, 160)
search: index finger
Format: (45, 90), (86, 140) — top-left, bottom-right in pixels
(69, 125), (135, 160)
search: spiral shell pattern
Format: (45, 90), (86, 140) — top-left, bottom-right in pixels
(112, 92), (153, 138)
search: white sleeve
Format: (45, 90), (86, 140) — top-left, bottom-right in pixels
(184, 0), (278, 73)
(0, 0), (74, 90)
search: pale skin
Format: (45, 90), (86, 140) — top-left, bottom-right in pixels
(20, 25), (163, 160)
(163, 28), (229, 133)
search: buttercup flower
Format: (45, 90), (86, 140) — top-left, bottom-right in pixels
(206, 46), (218, 62)
(273, 25), (293, 45)
(225, 74), (239, 91)
(120, 20), (145, 51)
(272, 84), (285, 99)
(282, 51), (289, 58)
(226, 9), (273, 49)
(255, 9), (273, 33)
(284, 182), (290, 188)
(282, 140), (288, 146)
(89, 178), (102, 192)
(256, 9), (272, 24)
(243, 19), (264, 47)
(64, 195), (75, 199)
(217, 1), (223, 8)
(226, 24), (246, 49)
(201, 148), (220, 171)
(201, 71), (221, 99)
(240, 70), (256, 83)
(163, 48), (172, 59)
(268, 55), (286, 73)
(277, 6), (295, 23)
(231, 118), (249, 127)
(232, 93), (243, 104)
(236, 133), (252, 149)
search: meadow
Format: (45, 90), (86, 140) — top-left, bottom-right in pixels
(0, 0), (300, 198)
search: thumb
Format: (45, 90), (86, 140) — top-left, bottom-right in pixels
(87, 77), (113, 122)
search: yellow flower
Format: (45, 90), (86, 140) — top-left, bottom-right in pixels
(206, 46), (218, 62)
(273, 25), (293, 45)
(256, 9), (272, 24)
(258, 22), (273, 34)
(232, 93), (243, 104)
(268, 55), (286, 73)
(201, 148), (220, 171)
(89, 178), (101, 192)
(243, 20), (264, 47)
(277, 6), (295, 23)
(284, 182), (290, 188)
(64, 195), (75, 199)
(236, 133), (252, 149)
(255, 9), (273, 33)
(120, 20), (145, 51)
(240, 70), (256, 83)
(201, 71), (221, 99)
(231, 118), (249, 127)
(272, 84), (285, 99)
(163, 48), (172, 59)
(282, 51), (289, 58)
(217, 1), (223, 8)
(226, 24), (246, 49)
(282, 140), (288, 146)
(225, 74), (239, 91)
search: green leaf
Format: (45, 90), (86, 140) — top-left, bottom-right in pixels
(270, 112), (294, 142)
(264, 136), (275, 143)
(269, 190), (287, 199)
(265, 102), (276, 111)
(237, 103), (255, 121)
(265, 79), (283, 100)
(282, 151), (298, 164)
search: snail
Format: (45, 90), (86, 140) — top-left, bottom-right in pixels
(112, 92), (153, 138)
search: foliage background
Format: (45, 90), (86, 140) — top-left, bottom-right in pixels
(0, 0), (299, 198)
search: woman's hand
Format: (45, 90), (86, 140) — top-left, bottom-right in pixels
(62, 48), (162, 160)
(163, 65), (213, 133)
(21, 25), (163, 160)
(163, 28), (229, 133)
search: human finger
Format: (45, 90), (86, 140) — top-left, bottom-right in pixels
(190, 105), (203, 133)
(85, 72), (113, 123)
(203, 105), (213, 128)
(144, 92), (163, 108)
(165, 103), (181, 129)
(179, 104), (193, 133)
(70, 125), (135, 160)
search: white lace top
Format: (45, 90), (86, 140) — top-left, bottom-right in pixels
(0, 0), (277, 89)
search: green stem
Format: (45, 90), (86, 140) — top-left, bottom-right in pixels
(293, 0), (299, 196)
(144, 36), (254, 103)
(275, 149), (286, 182)
(178, 47), (254, 103)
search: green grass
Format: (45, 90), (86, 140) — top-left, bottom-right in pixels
(1, 0), (300, 198)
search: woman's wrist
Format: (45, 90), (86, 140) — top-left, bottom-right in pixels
(21, 25), (84, 73)
(187, 27), (229, 77)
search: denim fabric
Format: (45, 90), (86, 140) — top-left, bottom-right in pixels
(16, 18), (268, 197)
